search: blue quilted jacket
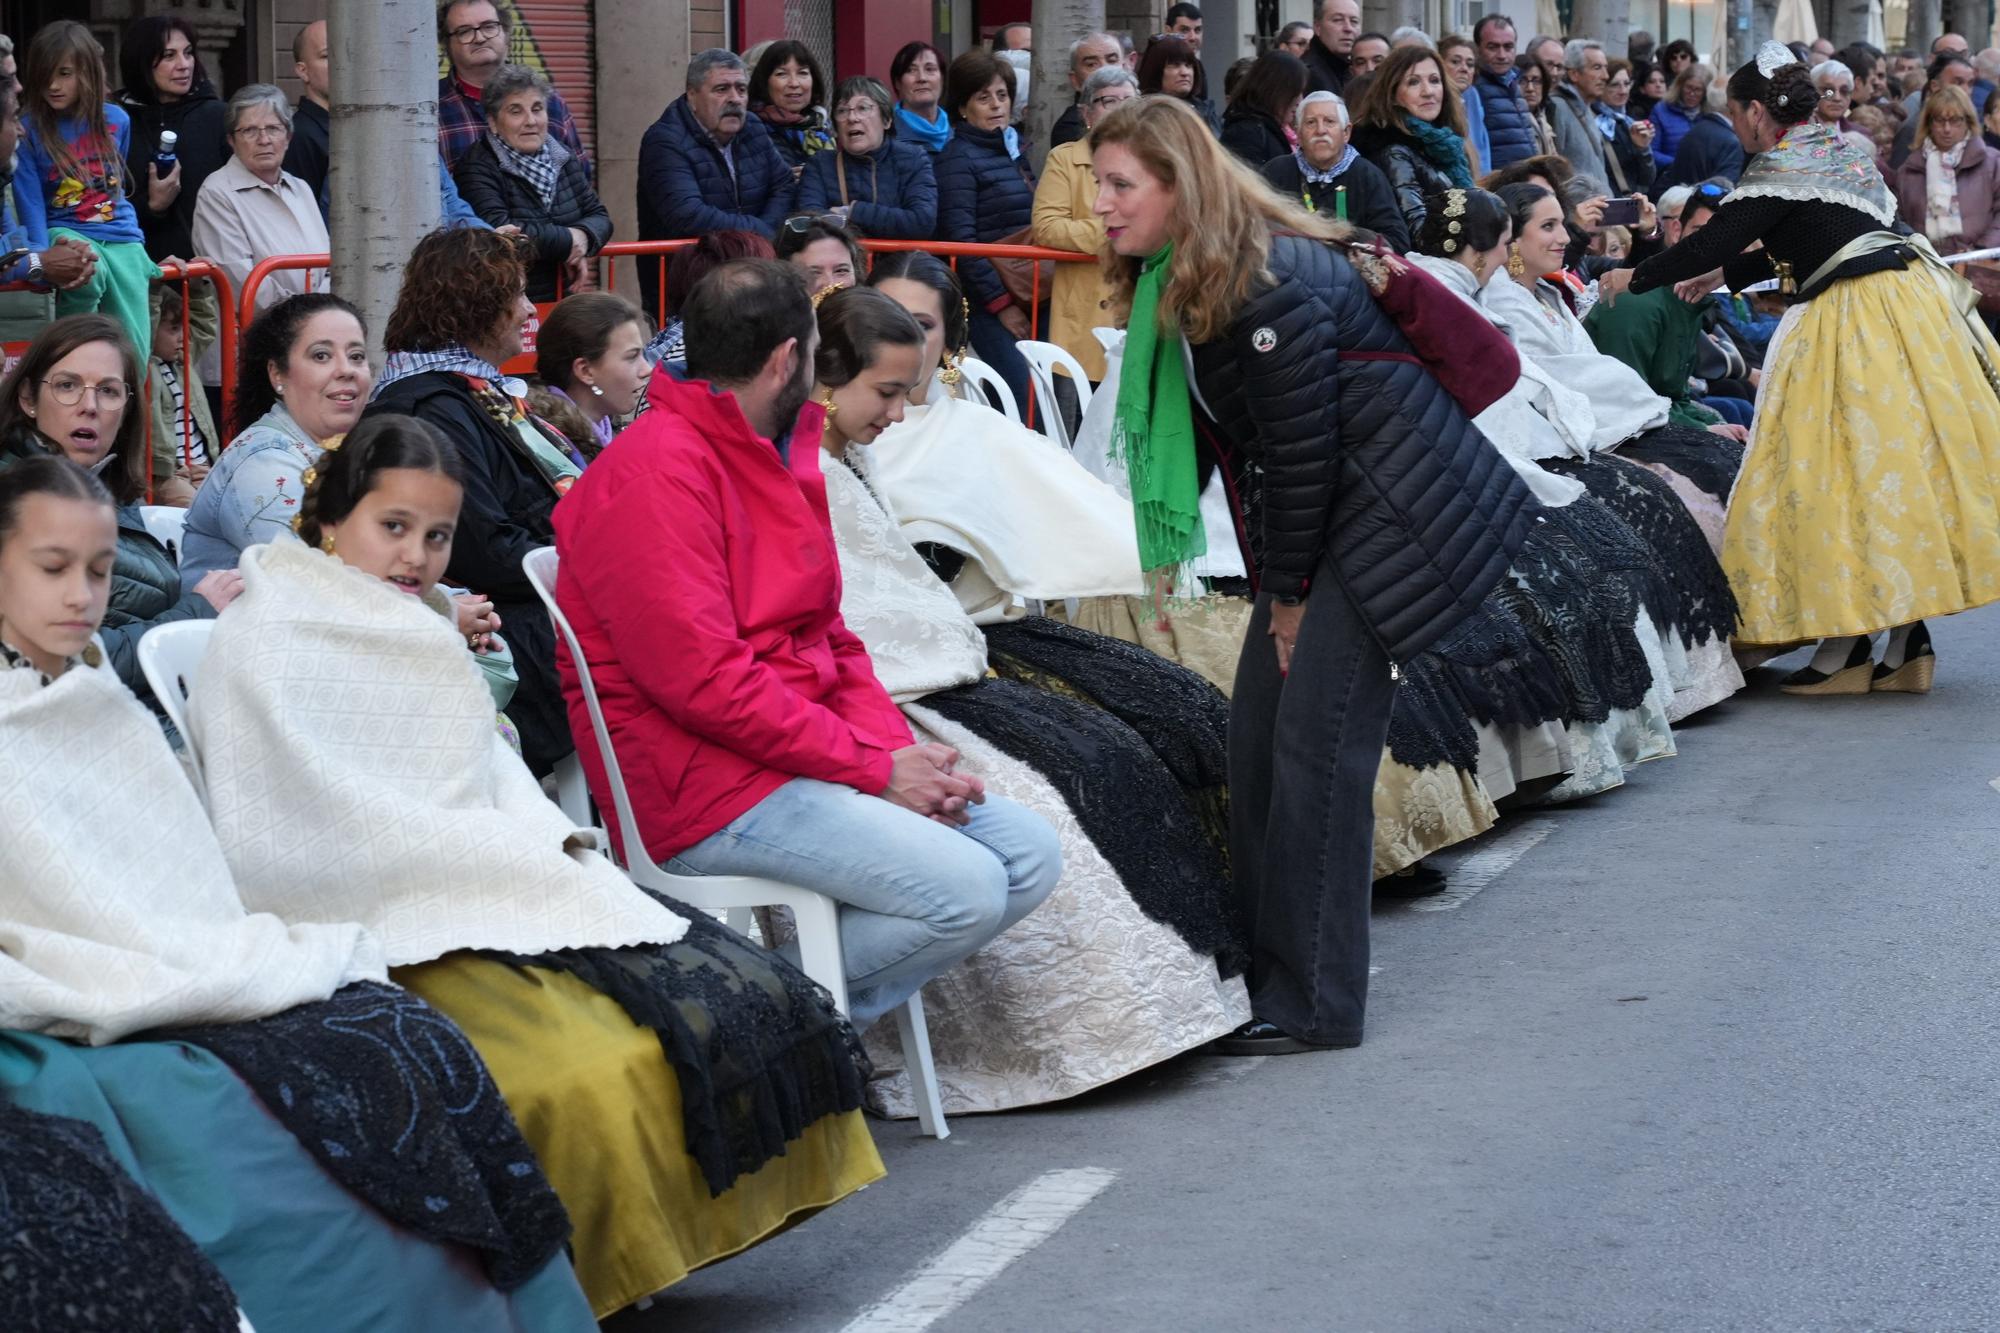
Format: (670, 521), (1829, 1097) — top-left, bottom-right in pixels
(1474, 68), (1538, 170)
(933, 122), (1037, 310)
(796, 136), (938, 239)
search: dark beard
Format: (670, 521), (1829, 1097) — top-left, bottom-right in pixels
(771, 350), (815, 439)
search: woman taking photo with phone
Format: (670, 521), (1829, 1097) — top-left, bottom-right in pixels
(1087, 96), (1534, 1054)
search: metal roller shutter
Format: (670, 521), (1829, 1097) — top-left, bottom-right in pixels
(498, 0), (599, 161)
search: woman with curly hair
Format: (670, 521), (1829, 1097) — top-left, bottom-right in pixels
(364, 227), (582, 774)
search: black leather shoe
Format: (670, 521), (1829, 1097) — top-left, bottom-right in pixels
(1377, 861), (1447, 898)
(1210, 1019), (1360, 1056)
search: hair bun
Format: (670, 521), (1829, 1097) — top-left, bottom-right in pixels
(1766, 63), (1818, 122)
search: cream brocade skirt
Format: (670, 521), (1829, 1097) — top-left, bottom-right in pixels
(1729, 264), (2000, 644)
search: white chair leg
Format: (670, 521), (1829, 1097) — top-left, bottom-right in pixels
(793, 896), (851, 1017)
(894, 994), (949, 1140)
(553, 752), (591, 827)
(724, 905), (756, 938)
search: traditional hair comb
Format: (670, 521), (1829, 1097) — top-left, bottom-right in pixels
(1441, 188), (1467, 253)
(1756, 39), (1796, 79)
(811, 282), (850, 310)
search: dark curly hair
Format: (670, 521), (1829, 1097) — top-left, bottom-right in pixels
(232, 293), (367, 438)
(295, 413), (468, 550)
(384, 227), (530, 354)
(1726, 55), (1818, 125)
(865, 251), (969, 359)
(813, 286), (923, 388)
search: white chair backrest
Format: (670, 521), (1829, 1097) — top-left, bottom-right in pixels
(522, 546), (657, 874)
(1091, 326), (1124, 356)
(1015, 340), (1093, 450)
(955, 356), (1020, 423)
(136, 620), (215, 797)
(139, 505), (187, 566)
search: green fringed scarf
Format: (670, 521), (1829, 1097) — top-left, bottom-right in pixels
(1111, 242), (1205, 581)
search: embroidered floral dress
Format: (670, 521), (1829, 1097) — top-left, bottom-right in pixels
(179, 403), (326, 582)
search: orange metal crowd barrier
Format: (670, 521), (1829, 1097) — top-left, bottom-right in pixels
(239, 238), (1097, 423)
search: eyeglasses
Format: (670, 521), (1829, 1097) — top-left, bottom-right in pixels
(1090, 93), (1132, 108)
(1819, 87), (1851, 99)
(834, 103), (882, 121)
(447, 20), (505, 43)
(1935, 114), (1971, 126)
(41, 376), (130, 408)
(232, 124), (287, 142)
(1692, 182), (1729, 198)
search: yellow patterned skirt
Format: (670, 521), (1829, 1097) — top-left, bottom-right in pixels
(395, 956), (885, 1318)
(1729, 264), (2000, 644)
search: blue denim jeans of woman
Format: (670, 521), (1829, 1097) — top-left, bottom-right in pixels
(665, 777), (1061, 1028)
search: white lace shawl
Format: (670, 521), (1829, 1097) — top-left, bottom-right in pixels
(0, 653), (385, 1043)
(1481, 275), (1673, 451)
(191, 542), (687, 966)
(868, 388), (1147, 623)
(1401, 255), (1590, 506)
(819, 445), (989, 703)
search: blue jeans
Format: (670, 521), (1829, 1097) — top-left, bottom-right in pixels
(666, 777), (1061, 1028)
(1703, 395), (1754, 427)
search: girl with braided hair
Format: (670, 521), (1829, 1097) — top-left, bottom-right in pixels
(1600, 42), (2000, 694)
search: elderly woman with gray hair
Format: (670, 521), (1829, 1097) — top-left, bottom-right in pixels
(452, 64), (611, 300)
(795, 75), (939, 237)
(1259, 91), (1410, 249)
(191, 83), (329, 314)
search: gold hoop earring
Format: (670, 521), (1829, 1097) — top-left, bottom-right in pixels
(1506, 245), (1527, 279)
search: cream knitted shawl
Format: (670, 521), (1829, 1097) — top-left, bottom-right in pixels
(0, 652), (385, 1043)
(191, 542), (687, 966)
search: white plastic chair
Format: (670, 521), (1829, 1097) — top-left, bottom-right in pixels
(522, 546), (949, 1138)
(956, 355), (1019, 423)
(139, 504), (187, 566)
(1091, 326), (1124, 356)
(137, 620), (214, 799)
(1016, 340), (1093, 450)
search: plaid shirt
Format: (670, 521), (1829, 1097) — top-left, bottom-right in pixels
(437, 74), (589, 179)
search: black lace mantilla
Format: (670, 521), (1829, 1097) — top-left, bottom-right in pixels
(1545, 453), (1741, 649)
(1617, 424), (1747, 503)
(506, 903), (869, 1198)
(155, 981), (570, 1290)
(973, 617), (1247, 976)
(0, 1101), (241, 1332)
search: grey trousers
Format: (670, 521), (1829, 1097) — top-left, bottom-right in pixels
(1229, 569), (1394, 1045)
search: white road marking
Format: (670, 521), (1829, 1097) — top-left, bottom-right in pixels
(840, 1168), (1119, 1333)
(1408, 819), (1556, 913)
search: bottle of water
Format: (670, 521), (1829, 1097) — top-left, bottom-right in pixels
(155, 129), (178, 176)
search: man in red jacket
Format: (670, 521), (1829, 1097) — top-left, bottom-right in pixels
(553, 260), (1059, 1027)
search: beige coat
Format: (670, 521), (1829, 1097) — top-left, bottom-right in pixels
(1030, 139), (1114, 382)
(191, 155), (329, 314)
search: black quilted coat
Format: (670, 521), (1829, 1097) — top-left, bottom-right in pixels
(1189, 232), (1536, 662)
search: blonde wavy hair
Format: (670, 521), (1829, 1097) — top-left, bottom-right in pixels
(1087, 95), (1347, 344)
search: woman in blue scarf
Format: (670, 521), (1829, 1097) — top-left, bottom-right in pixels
(889, 40), (951, 153)
(1347, 45), (1474, 241)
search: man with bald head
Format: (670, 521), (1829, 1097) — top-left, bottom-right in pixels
(282, 20), (330, 198)
(1050, 30), (1122, 146)
(1304, 0), (1361, 94)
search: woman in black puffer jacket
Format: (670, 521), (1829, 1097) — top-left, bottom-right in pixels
(1089, 97), (1533, 1056)
(934, 48), (1040, 413)
(1348, 45), (1477, 241)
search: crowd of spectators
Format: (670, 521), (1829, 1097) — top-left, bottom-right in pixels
(4, 2), (2000, 1324)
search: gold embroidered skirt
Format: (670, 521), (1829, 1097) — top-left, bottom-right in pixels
(1729, 264), (2000, 644)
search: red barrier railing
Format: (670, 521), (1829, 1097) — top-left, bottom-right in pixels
(240, 238), (1098, 425)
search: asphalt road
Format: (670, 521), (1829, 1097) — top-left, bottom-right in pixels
(616, 611), (2000, 1333)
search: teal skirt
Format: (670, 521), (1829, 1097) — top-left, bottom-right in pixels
(0, 1031), (596, 1333)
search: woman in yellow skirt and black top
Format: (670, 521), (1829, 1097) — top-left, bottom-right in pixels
(1599, 42), (2000, 695)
